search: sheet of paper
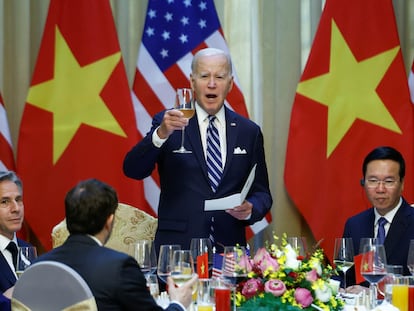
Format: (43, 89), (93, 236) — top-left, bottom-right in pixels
(204, 164), (257, 211)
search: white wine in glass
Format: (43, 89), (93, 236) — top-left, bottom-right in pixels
(333, 238), (354, 289)
(173, 88), (195, 153)
(157, 244), (181, 284)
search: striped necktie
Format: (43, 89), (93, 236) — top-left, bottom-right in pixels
(206, 115), (223, 192)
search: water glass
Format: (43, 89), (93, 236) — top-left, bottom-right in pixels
(16, 246), (37, 277)
(197, 278), (214, 311)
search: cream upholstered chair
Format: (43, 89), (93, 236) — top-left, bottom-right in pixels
(51, 203), (158, 255)
(12, 261), (97, 311)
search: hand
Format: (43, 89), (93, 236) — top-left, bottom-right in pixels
(167, 274), (198, 309)
(226, 200), (253, 220)
(157, 109), (189, 139)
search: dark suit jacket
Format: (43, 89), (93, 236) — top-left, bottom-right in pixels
(0, 238), (31, 293)
(343, 198), (414, 284)
(35, 235), (183, 311)
(123, 106), (273, 253)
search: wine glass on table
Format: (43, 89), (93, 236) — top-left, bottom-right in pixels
(157, 244), (181, 284)
(221, 246), (250, 310)
(16, 246), (37, 278)
(360, 241), (387, 308)
(287, 236), (307, 257)
(133, 240), (157, 277)
(407, 239), (414, 275)
(173, 88), (195, 153)
(190, 238), (212, 279)
(333, 237), (354, 289)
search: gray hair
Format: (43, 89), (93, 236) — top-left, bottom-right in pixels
(0, 171), (23, 194)
(191, 48), (233, 75)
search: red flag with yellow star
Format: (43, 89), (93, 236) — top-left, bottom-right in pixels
(284, 0), (414, 258)
(17, 0), (147, 250)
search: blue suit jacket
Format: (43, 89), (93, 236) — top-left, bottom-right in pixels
(36, 235), (183, 311)
(0, 238), (31, 293)
(343, 198), (414, 284)
(124, 107), (273, 253)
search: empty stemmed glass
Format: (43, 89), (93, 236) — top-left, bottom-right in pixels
(132, 240), (157, 277)
(333, 238), (354, 289)
(407, 239), (414, 275)
(190, 238), (212, 279)
(157, 244), (181, 284)
(286, 236), (307, 257)
(173, 88), (195, 153)
(360, 240), (387, 308)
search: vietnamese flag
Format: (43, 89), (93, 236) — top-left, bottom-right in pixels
(284, 0), (414, 261)
(17, 0), (147, 250)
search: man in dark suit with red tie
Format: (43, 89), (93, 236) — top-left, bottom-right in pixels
(0, 171), (32, 303)
(342, 146), (414, 290)
(123, 48), (273, 254)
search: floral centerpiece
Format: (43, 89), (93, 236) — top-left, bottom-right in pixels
(234, 234), (344, 311)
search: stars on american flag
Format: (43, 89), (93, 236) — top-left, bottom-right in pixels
(142, 0), (219, 71)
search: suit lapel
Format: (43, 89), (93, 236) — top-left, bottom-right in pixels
(0, 251), (16, 286)
(223, 108), (238, 177)
(385, 201), (412, 254)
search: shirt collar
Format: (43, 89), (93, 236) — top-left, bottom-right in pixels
(374, 197), (402, 224)
(0, 233), (17, 251)
(195, 102), (225, 124)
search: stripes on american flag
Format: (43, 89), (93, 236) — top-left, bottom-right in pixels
(212, 252), (223, 278)
(0, 92), (15, 171)
(132, 0), (271, 238)
(409, 60), (414, 104)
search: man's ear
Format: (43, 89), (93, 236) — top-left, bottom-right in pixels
(105, 214), (115, 231)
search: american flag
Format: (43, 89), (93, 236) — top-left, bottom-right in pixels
(409, 60), (414, 104)
(132, 0), (271, 238)
(212, 251), (223, 278)
(0, 92), (15, 171)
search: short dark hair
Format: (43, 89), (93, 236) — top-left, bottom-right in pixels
(362, 146), (405, 180)
(65, 179), (118, 235)
(0, 171), (23, 194)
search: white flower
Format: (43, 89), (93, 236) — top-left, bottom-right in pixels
(309, 257), (322, 275)
(314, 283), (333, 302)
(328, 279), (340, 295)
(284, 244), (301, 270)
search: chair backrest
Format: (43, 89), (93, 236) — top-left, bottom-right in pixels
(51, 202), (158, 255)
(11, 261), (97, 311)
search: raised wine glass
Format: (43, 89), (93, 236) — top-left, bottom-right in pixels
(360, 241), (387, 308)
(157, 244), (181, 284)
(170, 250), (195, 288)
(16, 246), (37, 278)
(173, 88), (195, 153)
(333, 237), (354, 289)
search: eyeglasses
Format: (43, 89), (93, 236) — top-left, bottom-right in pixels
(365, 179), (399, 189)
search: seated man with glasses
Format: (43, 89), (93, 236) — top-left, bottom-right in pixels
(341, 146), (414, 290)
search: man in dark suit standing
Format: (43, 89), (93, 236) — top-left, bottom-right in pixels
(36, 178), (197, 311)
(342, 146), (414, 289)
(123, 48), (272, 253)
(0, 171), (32, 295)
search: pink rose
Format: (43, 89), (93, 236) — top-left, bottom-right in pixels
(239, 254), (253, 273)
(305, 269), (318, 282)
(241, 278), (263, 298)
(264, 279), (286, 297)
(253, 248), (279, 272)
(294, 288), (313, 308)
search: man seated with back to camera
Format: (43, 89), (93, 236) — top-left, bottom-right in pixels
(341, 146), (414, 294)
(35, 178), (197, 311)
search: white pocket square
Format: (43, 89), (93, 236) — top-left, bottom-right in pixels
(233, 147), (247, 154)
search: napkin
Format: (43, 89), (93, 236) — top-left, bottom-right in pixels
(371, 301), (400, 311)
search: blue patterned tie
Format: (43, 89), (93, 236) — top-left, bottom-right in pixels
(377, 217), (387, 244)
(206, 116), (223, 192)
